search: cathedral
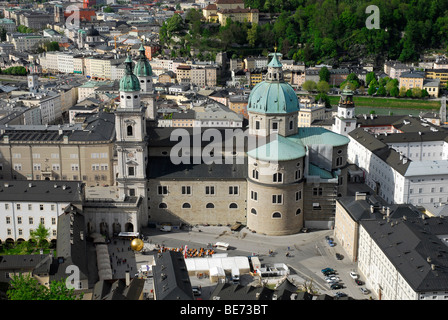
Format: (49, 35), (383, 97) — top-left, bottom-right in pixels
(102, 48), (350, 236)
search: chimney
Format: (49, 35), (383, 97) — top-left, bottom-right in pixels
(370, 205), (374, 214)
(355, 192), (367, 201)
(125, 271), (130, 286)
(386, 207), (390, 217)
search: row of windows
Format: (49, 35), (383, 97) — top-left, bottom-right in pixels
(4, 204), (56, 211)
(251, 170), (302, 181)
(6, 228), (57, 236)
(250, 208), (301, 217)
(158, 202), (239, 209)
(158, 185), (240, 196)
(410, 187), (445, 194)
(6, 216), (55, 225)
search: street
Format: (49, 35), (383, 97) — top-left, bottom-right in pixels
(134, 225), (373, 300)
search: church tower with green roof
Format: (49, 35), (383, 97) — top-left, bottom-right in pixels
(134, 44), (153, 94)
(246, 50), (300, 137)
(114, 55), (148, 228)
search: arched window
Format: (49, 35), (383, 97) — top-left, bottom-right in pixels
(206, 203), (214, 209)
(251, 208), (257, 215)
(272, 212), (282, 218)
(182, 203), (191, 209)
(229, 203), (238, 209)
(289, 120), (293, 130)
(159, 203), (167, 209)
(296, 208), (301, 215)
(127, 125), (133, 136)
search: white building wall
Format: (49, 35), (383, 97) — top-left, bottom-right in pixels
(0, 199), (70, 242)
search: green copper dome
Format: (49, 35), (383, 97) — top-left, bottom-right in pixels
(119, 55), (141, 92)
(134, 44), (152, 77)
(247, 51), (299, 114)
(247, 81), (299, 114)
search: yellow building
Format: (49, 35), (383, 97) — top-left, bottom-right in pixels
(217, 8), (259, 26)
(426, 69), (448, 87)
(203, 0), (259, 26)
(398, 70), (425, 91)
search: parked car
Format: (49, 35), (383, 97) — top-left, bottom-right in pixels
(334, 292), (347, 298)
(360, 287), (370, 295)
(330, 283), (344, 290)
(355, 279), (363, 286)
(192, 286), (202, 296)
(321, 268), (335, 273)
(323, 270), (336, 276)
(325, 236), (330, 241)
(350, 271), (359, 279)
(335, 253), (343, 260)
(325, 276), (340, 283)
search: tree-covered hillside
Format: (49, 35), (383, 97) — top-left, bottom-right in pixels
(244, 0), (448, 64)
(159, 0), (448, 66)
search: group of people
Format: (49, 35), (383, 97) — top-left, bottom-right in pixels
(156, 245), (216, 258)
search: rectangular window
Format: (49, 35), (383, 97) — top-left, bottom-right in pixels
(128, 166), (135, 176)
(52, 217), (56, 225)
(295, 191), (302, 201)
(251, 191), (258, 201)
(229, 186), (239, 195)
(40, 217), (45, 225)
(182, 186), (191, 195)
(158, 186), (168, 195)
(313, 188), (323, 196)
(205, 186), (215, 195)
(272, 194), (283, 204)
(29, 217), (33, 224)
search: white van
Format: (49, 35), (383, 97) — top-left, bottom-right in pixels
(231, 268), (240, 284)
(160, 225), (172, 232)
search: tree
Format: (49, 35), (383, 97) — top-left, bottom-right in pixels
(302, 80), (316, 92)
(30, 223), (50, 250)
(247, 23), (258, 47)
(315, 92), (331, 107)
(7, 274), (82, 300)
(316, 80), (330, 93)
(377, 85), (387, 96)
(390, 86), (399, 97)
(319, 66), (330, 82)
(411, 87), (422, 98)
(365, 72), (376, 87)
(406, 89), (413, 98)
(367, 84), (376, 96)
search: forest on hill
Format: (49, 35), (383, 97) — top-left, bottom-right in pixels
(160, 0), (448, 66)
(243, 0), (448, 65)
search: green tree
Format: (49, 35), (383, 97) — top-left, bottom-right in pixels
(302, 80), (316, 92)
(7, 274), (82, 300)
(247, 23), (258, 47)
(365, 72), (376, 87)
(30, 223), (50, 250)
(406, 89), (413, 98)
(411, 87), (422, 98)
(367, 84), (376, 96)
(103, 5), (113, 13)
(319, 66), (330, 82)
(377, 85), (387, 96)
(316, 80), (330, 93)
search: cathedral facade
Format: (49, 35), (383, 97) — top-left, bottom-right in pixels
(112, 50), (350, 236)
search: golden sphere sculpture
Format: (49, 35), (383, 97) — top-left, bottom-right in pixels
(131, 238), (144, 251)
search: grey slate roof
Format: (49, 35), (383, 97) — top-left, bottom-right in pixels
(360, 216), (448, 292)
(152, 251), (194, 300)
(349, 127), (411, 175)
(0, 180), (84, 203)
(147, 156), (247, 180)
(338, 195), (422, 222)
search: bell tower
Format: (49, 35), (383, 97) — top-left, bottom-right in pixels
(115, 55), (148, 211)
(332, 84), (357, 136)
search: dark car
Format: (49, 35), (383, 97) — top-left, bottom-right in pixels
(321, 268), (335, 273)
(335, 253), (343, 260)
(355, 279), (363, 286)
(334, 292), (347, 298)
(330, 283), (343, 290)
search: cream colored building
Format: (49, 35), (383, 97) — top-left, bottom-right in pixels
(0, 113), (116, 187)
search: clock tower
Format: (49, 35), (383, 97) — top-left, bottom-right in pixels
(115, 55), (148, 225)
